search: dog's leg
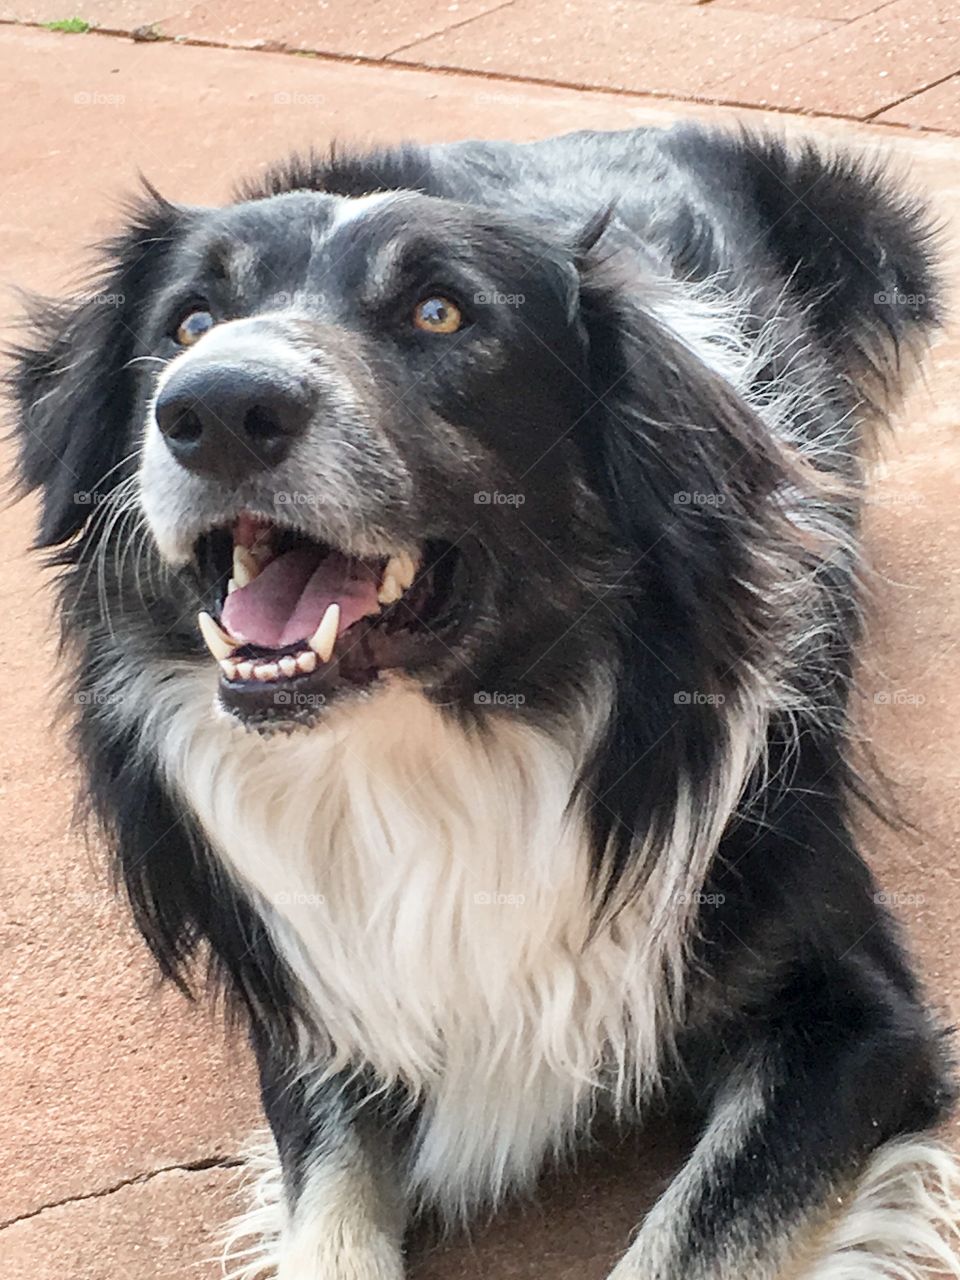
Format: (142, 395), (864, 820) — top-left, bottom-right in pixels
(228, 1038), (408, 1280)
(276, 1115), (406, 1280)
(608, 981), (957, 1280)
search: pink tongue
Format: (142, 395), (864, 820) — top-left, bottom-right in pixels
(221, 547), (381, 649)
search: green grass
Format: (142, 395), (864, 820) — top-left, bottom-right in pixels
(43, 16), (90, 32)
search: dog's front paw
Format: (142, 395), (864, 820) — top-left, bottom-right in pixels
(276, 1226), (404, 1280)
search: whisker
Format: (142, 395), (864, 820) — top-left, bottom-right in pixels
(123, 355), (167, 371)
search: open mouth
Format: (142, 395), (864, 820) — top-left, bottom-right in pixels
(193, 513), (461, 722)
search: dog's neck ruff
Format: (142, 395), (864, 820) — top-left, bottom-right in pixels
(120, 668), (759, 1215)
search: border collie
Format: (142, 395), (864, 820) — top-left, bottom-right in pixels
(10, 124), (960, 1279)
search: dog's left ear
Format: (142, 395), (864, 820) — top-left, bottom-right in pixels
(572, 249), (836, 910)
(9, 187), (184, 548)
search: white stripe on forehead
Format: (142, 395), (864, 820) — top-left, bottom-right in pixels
(329, 189), (420, 228)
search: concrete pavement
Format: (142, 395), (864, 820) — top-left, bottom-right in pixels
(0, 17), (958, 1279)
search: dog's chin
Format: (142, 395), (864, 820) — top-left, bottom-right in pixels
(185, 511), (474, 731)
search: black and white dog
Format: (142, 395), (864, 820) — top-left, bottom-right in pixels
(11, 124), (960, 1278)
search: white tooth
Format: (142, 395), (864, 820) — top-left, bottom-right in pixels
(279, 656), (298, 678)
(308, 603), (340, 662)
(254, 662), (280, 682)
(227, 578), (238, 595)
(219, 658), (239, 680)
(237, 661), (254, 681)
(379, 553), (418, 602)
(394, 553), (418, 589)
(233, 546), (260, 588)
(377, 571), (402, 605)
(296, 649), (318, 674)
(198, 611), (238, 661)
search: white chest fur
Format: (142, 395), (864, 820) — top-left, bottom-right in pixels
(146, 675), (675, 1215)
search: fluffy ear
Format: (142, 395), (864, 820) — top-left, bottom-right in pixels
(8, 187), (184, 548)
(573, 262), (840, 912)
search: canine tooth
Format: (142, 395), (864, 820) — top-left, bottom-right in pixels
(389, 553), (418, 590)
(399, 553), (419, 586)
(198, 611), (238, 661)
(308, 603), (340, 662)
(279, 656), (298, 678)
(296, 649), (318, 674)
(227, 578), (238, 595)
(233, 546), (260, 588)
(219, 657), (239, 680)
(377, 571), (402, 606)
(254, 662), (280, 682)
(237, 661), (254, 681)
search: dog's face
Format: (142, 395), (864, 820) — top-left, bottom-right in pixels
(13, 172), (798, 758)
(18, 187), (629, 729)
(142, 190), (613, 726)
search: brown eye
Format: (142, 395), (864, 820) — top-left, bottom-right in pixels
(175, 309), (215, 346)
(413, 296), (462, 335)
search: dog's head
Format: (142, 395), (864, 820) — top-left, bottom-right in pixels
(11, 161), (820, 893)
(15, 185), (617, 725)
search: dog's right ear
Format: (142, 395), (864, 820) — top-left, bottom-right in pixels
(8, 187), (184, 548)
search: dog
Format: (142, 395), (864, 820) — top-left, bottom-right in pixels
(10, 123), (960, 1279)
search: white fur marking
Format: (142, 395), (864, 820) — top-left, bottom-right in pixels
(105, 664), (764, 1220)
(803, 1139), (960, 1280)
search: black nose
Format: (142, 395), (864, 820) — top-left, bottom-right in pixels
(155, 365), (313, 484)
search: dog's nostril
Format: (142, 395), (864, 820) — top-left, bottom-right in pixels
(163, 407), (204, 444)
(243, 404), (284, 443)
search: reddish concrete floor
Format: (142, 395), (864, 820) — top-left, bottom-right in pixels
(0, 19), (958, 1280)
(1, 0), (958, 127)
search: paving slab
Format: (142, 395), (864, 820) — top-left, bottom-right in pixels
(1, 1166), (239, 1280)
(0, 24), (958, 1280)
(0, 491), (261, 1226)
(716, 0), (960, 118)
(3, 2), (957, 130)
(696, 0), (898, 20)
(386, 0), (838, 101)
(877, 71), (960, 130)
(0, 0), (511, 58)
